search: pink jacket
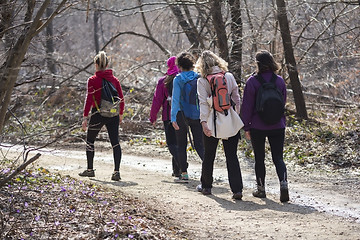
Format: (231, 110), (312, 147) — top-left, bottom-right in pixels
(149, 76), (171, 123)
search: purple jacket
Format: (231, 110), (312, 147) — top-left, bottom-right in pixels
(241, 71), (287, 131)
(150, 76), (171, 123)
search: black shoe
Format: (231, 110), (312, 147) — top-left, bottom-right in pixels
(280, 181), (289, 202)
(232, 192), (243, 200)
(79, 169), (95, 177)
(253, 185), (266, 198)
(111, 171), (121, 181)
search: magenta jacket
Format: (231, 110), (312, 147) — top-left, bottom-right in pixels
(149, 76), (171, 123)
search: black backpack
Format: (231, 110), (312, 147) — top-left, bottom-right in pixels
(255, 73), (284, 125)
(93, 79), (120, 118)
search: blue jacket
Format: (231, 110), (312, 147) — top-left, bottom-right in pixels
(171, 71), (200, 122)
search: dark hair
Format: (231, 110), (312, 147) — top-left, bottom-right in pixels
(176, 52), (195, 71)
(164, 74), (176, 97)
(255, 50), (279, 73)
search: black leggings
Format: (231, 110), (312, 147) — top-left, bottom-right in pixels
(86, 111), (121, 171)
(163, 120), (180, 174)
(175, 112), (204, 172)
(250, 128), (287, 186)
(201, 131), (243, 193)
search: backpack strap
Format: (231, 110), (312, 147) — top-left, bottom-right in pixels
(92, 94), (100, 112)
(254, 74), (266, 85)
(270, 73), (278, 84)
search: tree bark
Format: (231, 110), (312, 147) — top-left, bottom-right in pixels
(275, 0), (308, 119)
(93, 3), (100, 53)
(210, 0), (229, 61)
(167, 1), (200, 49)
(228, 0), (242, 83)
(45, 3), (57, 88)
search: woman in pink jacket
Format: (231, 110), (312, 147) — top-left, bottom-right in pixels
(149, 56), (180, 177)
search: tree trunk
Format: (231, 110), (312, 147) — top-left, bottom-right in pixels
(45, 3), (57, 89)
(228, 0), (242, 83)
(93, 3), (100, 53)
(168, 1), (200, 48)
(275, 0), (308, 119)
(210, 0), (229, 61)
(0, 0), (67, 133)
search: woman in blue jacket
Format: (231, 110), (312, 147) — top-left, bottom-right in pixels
(171, 52), (204, 182)
(241, 50), (289, 202)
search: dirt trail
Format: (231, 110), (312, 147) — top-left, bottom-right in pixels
(7, 146), (360, 240)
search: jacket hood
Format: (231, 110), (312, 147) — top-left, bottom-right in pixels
(95, 69), (114, 80)
(177, 71), (199, 84)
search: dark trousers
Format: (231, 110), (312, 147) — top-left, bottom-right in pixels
(201, 131), (243, 193)
(175, 112), (204, 173)
(163, 120), (180, 174)
(86, 111), (121, 171)
(250, 128), (287, 186)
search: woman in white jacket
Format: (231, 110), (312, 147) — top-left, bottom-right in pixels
(195, 50), (244, 199)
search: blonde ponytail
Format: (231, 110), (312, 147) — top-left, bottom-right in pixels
(94, 51), (108, 70)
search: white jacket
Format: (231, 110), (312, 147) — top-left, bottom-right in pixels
(197, 66), (243, 139)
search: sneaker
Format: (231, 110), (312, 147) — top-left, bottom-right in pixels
(175, 173), (189, 183)
(280, 181), (289, 202)
(232, 192), (243, 200)
(111, 171), (121, 181)
(79, 169), (95, 177)
(196, 184), (203, 192)
(253, 185), (266, 198)
(172, 170), (181, 178)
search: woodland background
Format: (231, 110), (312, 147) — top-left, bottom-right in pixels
(0, 0), (359, 238)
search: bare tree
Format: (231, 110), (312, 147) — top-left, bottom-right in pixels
(276, 0), (308, 119)
(0, 0), (69, 133)
(228, 0), (242, 82)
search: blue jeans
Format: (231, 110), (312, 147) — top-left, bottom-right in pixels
(201, 131), (243, 193)
(86, 110), (121, 171)
(175, 111), (204, 173)
(250, 128), (287, 186)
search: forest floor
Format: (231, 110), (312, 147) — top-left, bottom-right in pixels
(1, 136), (359, 239)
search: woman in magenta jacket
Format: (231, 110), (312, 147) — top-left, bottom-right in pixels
(80, 51), (125, 181)
(149, 56), (180, 177)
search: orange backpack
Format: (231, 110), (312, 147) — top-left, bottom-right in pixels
(206, 72), (231, 114)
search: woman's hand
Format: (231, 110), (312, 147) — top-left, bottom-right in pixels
(245, 131), (251, 140)
(82, 118), (88, 131)
(119, 114), (123, 124)
(172, 121), (179, 130)
(201, 121), (212, 137)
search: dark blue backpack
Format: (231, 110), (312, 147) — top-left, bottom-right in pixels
(181, 77), (199, 120)
(255, 73), (284, 125)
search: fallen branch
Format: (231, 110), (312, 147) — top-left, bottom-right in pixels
(0, 153), (41, 188)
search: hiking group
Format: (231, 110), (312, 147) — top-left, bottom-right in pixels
(80, 49), (289, 203)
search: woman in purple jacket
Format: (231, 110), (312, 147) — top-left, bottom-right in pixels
(241, 50), (289, 202)
(150, 56), (180, 177)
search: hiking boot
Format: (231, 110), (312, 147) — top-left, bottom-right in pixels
(201, 188), (212, 195)
(196, 184), (211, 195)
(252, 185), (266, 198)
(79, 169), (95, 177)
(232, 192), (243, 200)
(280, 181), (289, 202)
(111, 171), (121, 181)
